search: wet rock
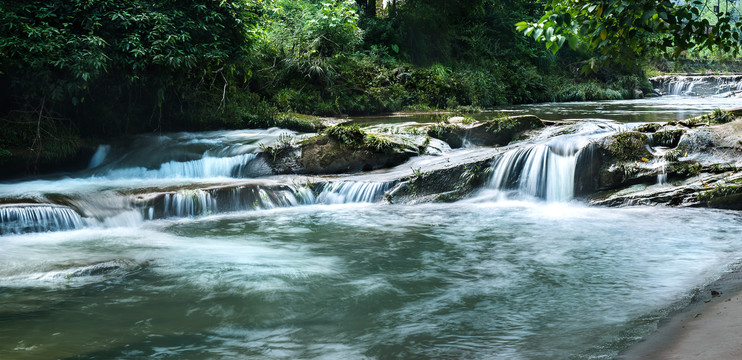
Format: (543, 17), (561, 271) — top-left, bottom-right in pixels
(297, 134), (416, 174)
(600, 132), (652, 163)
(649, 129), (685, 148)
(427, 115), (544, 148)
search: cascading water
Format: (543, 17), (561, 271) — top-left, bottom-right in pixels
(651, 75), (742, 96)
(0, 204), (84, 234)
(144, 181), (392, 220)
(89, 128), (298, 179)
(489, 142), (581, 201)
(488, 122), (618, 202)
(101, 153), (257, 179)
(315, 181), (391, 204)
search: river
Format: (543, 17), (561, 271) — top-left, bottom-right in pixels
(1, 83), (742, 359)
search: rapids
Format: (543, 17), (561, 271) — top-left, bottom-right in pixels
(2, 88), (742, 359)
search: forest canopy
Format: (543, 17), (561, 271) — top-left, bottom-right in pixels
(0, 0), (740, 172)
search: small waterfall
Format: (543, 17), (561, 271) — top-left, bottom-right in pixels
(0, 204), (84, 235)
(487, 122), (612, 202)
(102, 153), (257, 179)
(657, 165), (668, 185)
(162, 190), (218, 218)
(651, 75), (742, 96)
(489, 144), (580, 202)
(152, 185), (314, 219)
(87, 145), (111, 168)
(316, 182), (391, 204)
(143, 181), (391, 219)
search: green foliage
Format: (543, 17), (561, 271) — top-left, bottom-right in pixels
(325, 124), (366, 148)
(669, 161), (703, 177)
(0, 0), (264, 134)
(517, 0), (742, 71)
(708, 109), (736, 124)
(323, 124), (400, 153)
(458, 164), (493, 190)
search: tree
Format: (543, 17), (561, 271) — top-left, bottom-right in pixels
(516, 0), (742, 70)
(0, 0), (265, 134)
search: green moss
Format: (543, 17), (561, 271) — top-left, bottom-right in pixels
(608, 132), (650, 162)
(324, 124), (366, 148)
(668, 161), (703, 177)
(427, 123), (462, 148)
(485, 114), (542, 134)
(245, 112), (325, 132)
(650, 129), (685, 147)
(323, 124), (407, 154)
(697, 181), (742, 201)
(709, 163), (739, 173)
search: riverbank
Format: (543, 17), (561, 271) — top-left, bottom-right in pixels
(618, 264), (742, 359)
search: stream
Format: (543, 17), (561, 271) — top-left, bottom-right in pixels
(2, 77), (742, 359)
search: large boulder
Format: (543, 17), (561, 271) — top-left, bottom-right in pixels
(297, 134), (416, 174)
(427, 115), (544, 148)
(260, 125), (421, 175)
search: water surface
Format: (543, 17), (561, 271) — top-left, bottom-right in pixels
(2, 202), (741, 359)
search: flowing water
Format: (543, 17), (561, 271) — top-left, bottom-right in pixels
(2, 87), (742, 359)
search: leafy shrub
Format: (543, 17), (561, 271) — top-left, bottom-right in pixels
(325, 124), (366, 148)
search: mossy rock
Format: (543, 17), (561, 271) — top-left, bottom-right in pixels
(698, 183), (742, 210)
(605, 132), (652, 162)
(649, 129), (685, 148)
(478, 115), (544, 145)
(296, 135), (416, 174)
(635, 123), (662, 133)
(427, 115), (544, 148)
(427, 124), (463, 148)
(667, 161), (703, 178)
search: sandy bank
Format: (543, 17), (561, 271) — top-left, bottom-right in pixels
(618, 271), (742, 359)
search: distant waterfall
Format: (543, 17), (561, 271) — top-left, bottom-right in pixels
(650, 75), (742, 96)
(0, 204), (84, 234)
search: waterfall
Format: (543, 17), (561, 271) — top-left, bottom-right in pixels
(145, 181), (391, 219)
(88, 145), (111, 168)
(651, 75), (742, 96)
(153, 185), (313, 218)
(316, 182), (390, 204)
(162, 190), (218, 218)
(101, 153), (257, 179)
(489, 144), (580, 202)
(0, 204), (84, 235)
(487, 124), (608, 202)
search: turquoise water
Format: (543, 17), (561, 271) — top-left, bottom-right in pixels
(2, 93), (742, 359)
(2, 202), (742, 359)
